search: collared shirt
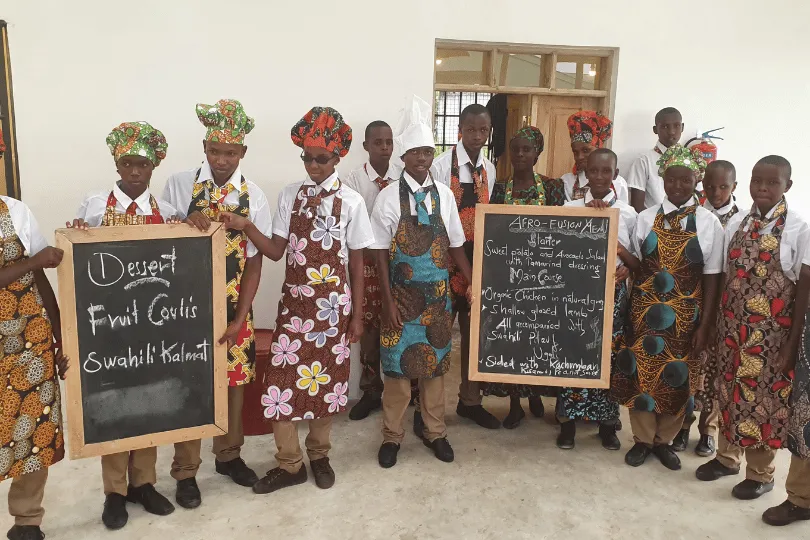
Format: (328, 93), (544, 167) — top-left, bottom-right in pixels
(703, 197), (737, 220)
(272, 171), (375, 262)
(561, 171), (630, 204)
(625, 141), (669, 209)
(564, 191), (637, 267)
(431, 141), (497, 197)
(370, 172), (465, 250)
(163, 161), (273, 257)
(0, 196), (48, 256)
(76, 183), (178, 227)
(724, 203), (810, 283)
(632, 195), (724, 274)
(343, 161), (403, 218)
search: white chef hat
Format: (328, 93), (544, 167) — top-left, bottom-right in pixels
(394, 95), (435, 156)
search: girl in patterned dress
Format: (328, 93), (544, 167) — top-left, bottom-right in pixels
(481, 126), (567, 428)
(70, 121), (179, 531)
(221, 107), (373, 493)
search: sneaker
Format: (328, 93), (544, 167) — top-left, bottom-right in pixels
(349, 392), (382, 421)
(762, 500), (810, 526)
(215, 457), (259, 487)
(732, 479), (775, 500)
(101, 493), (128, 530)
(423, 437), (454, 462)
(126, 484), (175, 516)
(456, 403), (500, 429)
(310, 457), (335, 489)
(695, 458), (739, 481)
(556, 420), (576, 450)
(252, 465), (308, 495)
(175, 478), (202, 509)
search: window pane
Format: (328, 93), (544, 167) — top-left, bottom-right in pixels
(434, 91), (444, 115)
(445, 92), (461, 115)
(435, 49), (489, 86)
(444, 116), (459, 143)
(555, 61), (577, 89)
(434, 116), (445, 144)
(582, 60), (600, 90)
(475, 92), (492, 104)
(495, 53), (544, 87)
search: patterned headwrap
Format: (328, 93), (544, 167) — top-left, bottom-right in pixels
(511, 126), (544, 154)
(657, 144), (707, 176)
(291, 106), (352, 157)
(196, 99), (255, 145)
(567, 111), (613, 148)
(106, 121), (168, 167)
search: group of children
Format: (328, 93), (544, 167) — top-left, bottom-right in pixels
(0, 97), (808, 540)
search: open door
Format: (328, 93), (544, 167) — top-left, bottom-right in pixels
(532, 95), (601, 179)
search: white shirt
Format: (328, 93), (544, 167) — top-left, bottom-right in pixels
(564, 191), (637, 267)
(370, 172), (466, 250)
(431, 141), (496, 198)
(625, 141), (668, 209)
(632, 196), (724, 274)
(343, 161), (403, 218)
(724, 204), (810, 283)
(0, 196), (48, 256)
(76, 183), (178, 227)
(163, 161), (273, 257)
(272, 172), (375, 264)
(561, 171), (630, 204)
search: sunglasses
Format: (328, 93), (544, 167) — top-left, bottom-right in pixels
(300, 152), (334, 165)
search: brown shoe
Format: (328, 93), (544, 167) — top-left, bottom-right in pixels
(763, 500), (810, 526)
(252, 466), (307, 495)
(310, 457), (335, 489)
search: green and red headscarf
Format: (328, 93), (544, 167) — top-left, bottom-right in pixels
(106, 121), (168, 167)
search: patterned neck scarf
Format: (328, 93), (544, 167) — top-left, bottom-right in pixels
(102, 190), (164, 226)
(365, 164), (390, 191)
(663, 201), (697, 232)
(751, 198), (787, 233)
(505, 174), (546, 206)
(450, 146), (489, 206)
(302, 180), (341, 217)
(413, 189), (430, 225)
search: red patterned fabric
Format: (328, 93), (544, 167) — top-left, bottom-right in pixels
(567, 111), (612, 148)
(291, 107), (352, 157)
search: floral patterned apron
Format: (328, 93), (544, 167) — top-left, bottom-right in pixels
(380, 178), (452, 379)
(265, 181), (351, 420)
(612, 204), (704, 416)
(714, 200), (805, 454)
(0, 199), (64, 481)
(188, 171), (255, 386)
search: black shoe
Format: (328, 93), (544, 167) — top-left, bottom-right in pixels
(252, 465), (308, 495)
(378, 442), (400, 468)
(694, 434), (716, 457)
(413, 410), (425, 438)
(126, 484), (175, 516)
(762, 500), (810, 526)
(102, 493), (128, 530)
(599, 423), (621, 450)
(651, 445), (681, 470)
(732, 479), (775, 500)
(310, 457), (335, 489)
(175, 478), (201, 509)
(502, 406), (526, 429)
(215, 457), (259, 487)
(556, 420), (576, 450)
(456, 403), (500, 429)
(695, 458), (740, 481)
(614, 418), (623, 432)
(671, 428), (690, 452)
(625, 443), (652, 467)
(6, 526), (44, 540)
(423, 437), (454, 462)
(349, 392), (382, 421)
(528, 397), (545, 418)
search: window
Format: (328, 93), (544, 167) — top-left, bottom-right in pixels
(433, 91), (492, 158)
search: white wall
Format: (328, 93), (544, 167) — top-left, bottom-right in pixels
(4, 0), (810, 330)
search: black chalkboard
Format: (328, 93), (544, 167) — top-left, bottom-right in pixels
(469, 205), (618, 388)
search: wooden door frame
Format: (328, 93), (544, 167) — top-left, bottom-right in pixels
(0, 21), (19, 199)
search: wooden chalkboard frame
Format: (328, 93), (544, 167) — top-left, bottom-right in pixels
(468, 204), (619, 388)
(55, 224), (229, 459)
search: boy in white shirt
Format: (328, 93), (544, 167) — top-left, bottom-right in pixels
(431, 103), (499, 430)
(344, 121), (414, 421)
(613, 144), (723, 471)
(372, 95), (472, 467)
(561, 111), (629, 204)
(163, 99), (271, 507)
(626, 107), (685, 213)
(559, 149), (637, 451)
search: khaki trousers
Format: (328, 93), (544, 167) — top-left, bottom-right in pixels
(786, 455), (810, 509)
(273, 417), (333, 473)
(8, 468), (48, 526)
(101, 447), (157, 496)
(455, 310), (481, 406)
(383, 376), (446, 443)
(716, 436), (777, 483)
(171, 385), (245, 480)
(682, 402), (720, 437)
(629, 410), (685, 447)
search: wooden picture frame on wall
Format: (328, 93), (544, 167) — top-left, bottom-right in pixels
(55, 224), (228, 459)
(0, 21), (20, 199)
